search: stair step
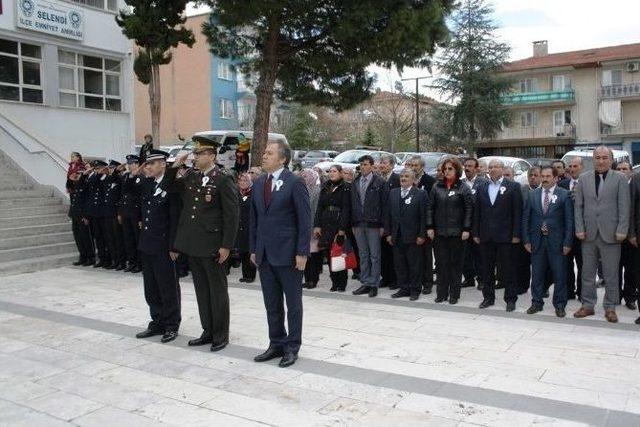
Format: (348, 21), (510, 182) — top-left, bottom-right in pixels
(0, 204), (67, 218)
(0, 222), (72, 238)
(0, 241), (78, 262)
(0, 213), (70, 229)
(0, 189), (53, 200)
(0, 253), (79, 277)
(0, 197), (62, 209)
(0, 232), (75, 250)
(0, 183), (33, 191)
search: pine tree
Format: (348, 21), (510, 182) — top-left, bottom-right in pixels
(200, 0), (453, 164)
(431, 0), (512, 149)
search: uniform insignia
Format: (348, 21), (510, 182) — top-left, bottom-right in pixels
(111, 183), (117, 189)
(154, 188), (162, 197)
(205, 194), (212, 202)
(202, 176), (210, 187)
(161, 191), (167, 198)
(135, 177), (140, 184)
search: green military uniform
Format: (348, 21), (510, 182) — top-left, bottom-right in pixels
(166, 145), (239, 347)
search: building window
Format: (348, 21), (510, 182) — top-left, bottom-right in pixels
(219, 98), (234, 119)
(217, 62), (233, 81)
(520, 111), (538, 127)
(69, 0), (118, 12)
(552, 75), (571, 91)
(58, 50), (122, 111)
(519, 78), (538, 93)
(0, 39), (43, 104)
(602, 69), (623, 86)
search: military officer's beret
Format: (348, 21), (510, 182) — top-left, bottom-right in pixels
(91, 160), (108, 167)
(126, 155), (140, 164)
(146, 149), (170, 162)
(192, 135), (220, 154)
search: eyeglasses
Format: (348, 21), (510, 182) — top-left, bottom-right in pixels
(444, 166), (455, 171)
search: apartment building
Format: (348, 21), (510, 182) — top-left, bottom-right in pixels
(480, 41), (640, 162)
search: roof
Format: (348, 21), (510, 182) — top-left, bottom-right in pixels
(502, 42), (640, 72)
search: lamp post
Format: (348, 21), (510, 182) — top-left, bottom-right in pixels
(401, 76), (431, 152)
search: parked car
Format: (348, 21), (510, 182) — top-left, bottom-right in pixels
(162, 145), (185, 163)
(394, 152), (418, 164)
(478, 156), (531, 185)
(394, 152), (450, 176)
(300, 150), (338, 168)
(561, 148), (630, 172)
(315, 149), (400, 173)
(526, 158), (556, 167)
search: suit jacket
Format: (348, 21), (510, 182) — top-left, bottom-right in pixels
(630, 174), (640, 240)
(137, 175), (180, 255)
(574, 170), (629, 243)
(350, 173), (388, 227)
(472, 178), (523, 243)
(416, 173), (436, 193)
(250, 168), (312, 267)
(384, 172), (401, 190)
(81, 172), (104, 218)
(384, 186), (427, 244)
(119, 172), (142, 220)
(522, 187), (574, 253)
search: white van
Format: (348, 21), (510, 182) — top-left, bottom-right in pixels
(177, 130), (288, 170)
(561, 148), (630, 171)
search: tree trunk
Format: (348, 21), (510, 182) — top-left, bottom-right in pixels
(251, 23), (280, 167)
(149, 62), (161, 145)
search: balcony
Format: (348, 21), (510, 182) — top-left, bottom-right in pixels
(600, 83), (640, 99)
(501, 90), (575, 106)
(495, 125), (576, 141)
(601, 121), (640, 136)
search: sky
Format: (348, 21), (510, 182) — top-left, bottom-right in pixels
(186, 1), (640, 96)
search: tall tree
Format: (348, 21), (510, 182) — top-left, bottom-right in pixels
(431, 0), (512, 150)
(116, 1), (195, 143)
(366, 85), (415, 153)
(200, 0), (453, 164)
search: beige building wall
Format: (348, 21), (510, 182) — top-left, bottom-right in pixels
(571, 68), (599, 142)
(134, 14), (212, 145)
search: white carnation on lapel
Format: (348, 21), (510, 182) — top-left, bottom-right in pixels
(499, 186), (506, 195)
(551, 194), (558, 204)
(275, 179), (284, 191)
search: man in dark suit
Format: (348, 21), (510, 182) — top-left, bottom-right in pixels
(461, 158), (487, 289)
(350, 155), (389, 298)
(523, 166), (574, 317)
(118, 155), (142, 273)
(517, 166), (541, 295)
(630, 172), (640, 325)
(251, 140), (311, 368)
(558, 155), (583, 300)
(473, 159), (523, 311)
(170, 136), (240, 351)
(134, 150), (182, 343)
(615, 161), (637, 310)
(378, 154), (400, 290)
(385, 168), (427, 301)
(408, 155), (436, 294)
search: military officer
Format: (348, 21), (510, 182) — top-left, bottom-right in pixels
(82, 160), (109, 268)
(119, 155), (142, 273)
(170, 136), (239, 352)
(134, 149), (182, 343)
(99, 160), (126, 270)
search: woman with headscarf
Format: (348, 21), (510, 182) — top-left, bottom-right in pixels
(313, 165), (351, 291)
(235, 172), (256, 282)
(300, 168), (322, 289)
(66, 152), (85, 193)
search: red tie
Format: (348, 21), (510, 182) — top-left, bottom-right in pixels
(264, 174), (273, 207)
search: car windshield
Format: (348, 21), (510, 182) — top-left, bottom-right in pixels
(333, 151), (369, 163)
(168, 148), (180, 157)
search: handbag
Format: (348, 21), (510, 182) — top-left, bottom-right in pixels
(330, 239), (358, 272)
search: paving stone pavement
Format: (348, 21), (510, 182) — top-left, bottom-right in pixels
(0, 266), (639, 426)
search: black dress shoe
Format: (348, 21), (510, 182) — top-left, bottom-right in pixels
(254, 347), (284, 362)
(115, 263), (126, 271)
(635, 316), (640, 325)
(123, 264), (133, 273)
(103, 263), (115, 270)
(352, 285), (370, 295)
(278, 352), (298, 368)
(555, 308), (566, 318)
(210, 341), (228, 352)
(161, 331), (178, 343)
(136, 328), (163, 339)
(93, 261), (104, 268)
(368, 287), (378, 297)
(83, 259), (95, 267)
(73, 259), (85, 266)
(434, 296), (447, 303)
(526, 305), (542, 315)
(409, 292), (419, 301)
(391, 290), (410, 299)
(388, 285), (399, 290)
(449, 298), (458, 305)
(188, 336), (212, 346)
(461, 279), (475, 288)
(479, 300), (494, 309)
(336, 287), (346, 293)
(625, 301), (637, 310)
(130, 265), (142, 273)
(506, 302), (516, 312)
(422, 286), (432, 295)
(239, 278), (247, 283)
(329, 285), (337, 292)
(244, 279), (255, 283)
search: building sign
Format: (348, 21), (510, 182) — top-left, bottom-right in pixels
(16, 0), (84, 41)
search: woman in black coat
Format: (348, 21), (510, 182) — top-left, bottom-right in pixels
(313, 165), (351, 291)
(235, 173), (256, 282)
(426, 157), (473, 305)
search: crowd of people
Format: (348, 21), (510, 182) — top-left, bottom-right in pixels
(65, 139), (639, 367)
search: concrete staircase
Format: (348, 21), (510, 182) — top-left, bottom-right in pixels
(0, 152), (76, 276)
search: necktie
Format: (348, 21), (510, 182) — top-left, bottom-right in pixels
(571, 180), (576, 191)
(264, 174), (273, 207)
(401, 189), (408, 199)
(596, 174), (602, 196)
(543, 189), (550, 214)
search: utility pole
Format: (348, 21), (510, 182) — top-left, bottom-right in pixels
(401, 76), (431, 152)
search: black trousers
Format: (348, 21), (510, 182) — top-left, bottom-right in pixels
(189, 256), (230, 343)
(239, 252), (256, 280)
(422, 240), (434, 288)
(140, 251), (181, 332)
(480, 241), (518, 303)
(566, 238), (583, 299)
(619, 241), (637, 304)
(100, 216), (125, 266)
(516, 243), (531, 293)
(434, 236), (464, 300)
(89, 216), (108, 263)
(462, 239), (482, 284)
(380, 237), (396, 286)
(71, 216), (93, 261)
(303, 252), (323, 285)
(393, 240), (424, 294)
(121, 216), (140, 266)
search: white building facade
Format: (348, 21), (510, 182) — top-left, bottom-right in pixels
(0, 0), (133, 195)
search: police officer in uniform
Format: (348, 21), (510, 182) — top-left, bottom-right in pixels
(83, 160), (109, 268)
(68, 163), (94, 266)
(169, 136), (239, 352)
(100, 160), (126, 270)
(119, 155), (142, 273)
(134, 149), (182, 343)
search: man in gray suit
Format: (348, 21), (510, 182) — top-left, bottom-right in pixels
(573, 146), (630, 323)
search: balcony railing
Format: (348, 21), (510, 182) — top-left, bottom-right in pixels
(501, 90), (575, 106)
(600, 83), (640, 99)
(496, 125), (576, 140)
(601, 121), (640, 135)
